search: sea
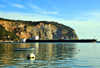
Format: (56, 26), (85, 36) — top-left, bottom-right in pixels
(0, 42), (100, 68)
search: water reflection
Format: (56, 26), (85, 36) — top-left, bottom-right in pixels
(14, 43), (35, 48)
(36, 43), (76, 61)
(0, 43), (14, 66)
(0, 43), (76, 67)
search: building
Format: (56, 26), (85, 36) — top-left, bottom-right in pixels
(29, 35), (39, 40)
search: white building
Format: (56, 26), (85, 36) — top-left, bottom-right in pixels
(33, 36), (39, 40)
(20, 39), (26, 42)
(29, 35), (39, 40)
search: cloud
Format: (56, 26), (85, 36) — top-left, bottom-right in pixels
(29, 4), (41, 10)
(12, 4), (25, 9)
(64, 9), (100, 22)
(36, 10), (59, 14)
(17, 0), (21, 3)
(0, 5), (5, 7)
(0, 11), (51, 21)
(28, 3), (59, 14)
(2, 0), (7, 2)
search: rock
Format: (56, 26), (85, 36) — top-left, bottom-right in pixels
(0, 18), (78, 40)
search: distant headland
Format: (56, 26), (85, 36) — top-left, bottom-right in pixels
(0, 17), (78, 42)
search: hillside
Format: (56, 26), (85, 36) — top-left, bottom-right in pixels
(0, 17), (78, 40)
(0, 25), (19, 41)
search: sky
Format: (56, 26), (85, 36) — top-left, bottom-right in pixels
(0, 0), (100, 40)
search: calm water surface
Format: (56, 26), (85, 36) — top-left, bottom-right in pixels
(0, 42), (100, 68)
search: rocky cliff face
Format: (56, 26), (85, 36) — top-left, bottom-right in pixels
(0, 20), (78, 40)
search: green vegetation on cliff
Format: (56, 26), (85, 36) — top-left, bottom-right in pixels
(0, 25), (19, 40)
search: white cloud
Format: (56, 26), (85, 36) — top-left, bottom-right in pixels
(12, 4), (25, 9)
(29, 4), (41, 10)
(17, 0), (21, 3)
(0, 5), (5, 7)
(2, 0), (7, 2)
(71, 10), (100, 21)
(28, 3), (59, 14)
(0, 11), (51, 21)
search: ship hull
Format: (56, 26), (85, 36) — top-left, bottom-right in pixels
(26, 39), (96, 43)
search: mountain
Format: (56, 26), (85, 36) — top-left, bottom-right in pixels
(0, 17), (78, 40)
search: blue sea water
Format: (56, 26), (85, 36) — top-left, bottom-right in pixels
(0, 42), (100, 68)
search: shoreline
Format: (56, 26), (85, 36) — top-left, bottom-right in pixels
(0, 39), (98, 43)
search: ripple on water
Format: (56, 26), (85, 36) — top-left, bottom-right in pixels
(14, 58), (25, 61)
(40, 64), (94, 68)
(0, 65), (4, 68)
(4, 66), (20, 68)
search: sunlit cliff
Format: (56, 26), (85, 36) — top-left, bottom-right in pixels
(0, 17), (78, 40)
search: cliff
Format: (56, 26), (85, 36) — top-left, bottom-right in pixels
(0, 17), (78, 40)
